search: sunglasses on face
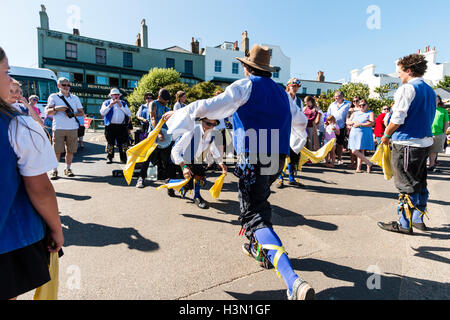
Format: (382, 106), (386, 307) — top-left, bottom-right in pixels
(353, 100), (359, 102)
(202, 121), (217, 127)
(359, 104), (368, 107)
(61, 84), (71, 88)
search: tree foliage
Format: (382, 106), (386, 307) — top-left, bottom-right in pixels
(187, 82), (223, 102)
(434, 76), (450, 90)
(127, 68), (181, 114)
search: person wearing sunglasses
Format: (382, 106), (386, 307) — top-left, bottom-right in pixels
(28, 95), (41, 117)
(374, 105), (391, 145)
(45, 77), (85, 180)
(170, 117), (228, 209)
(347, 99), (375, 173)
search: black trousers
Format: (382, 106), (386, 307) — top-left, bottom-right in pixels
(105, 124), (129, 162)
(238, 154), (286, 238)
(139, 142), (175, 180)
(392, 144), (430, 195)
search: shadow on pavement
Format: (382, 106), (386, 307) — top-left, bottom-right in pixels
(185, 199), (338, 231)
(56, 192), (92, 201)
(226, 257), (450, 300)
(61, 216), (159, 252)
(412, 245), (450, 265)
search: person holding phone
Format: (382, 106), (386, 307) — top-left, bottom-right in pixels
(100, 88), (132, 164)
(45, 77), (84, 180)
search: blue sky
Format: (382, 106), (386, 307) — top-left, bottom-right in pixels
(2, 0), (449, 82)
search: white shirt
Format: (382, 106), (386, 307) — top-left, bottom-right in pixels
(8, 116), (58, 176)
(173, 102), (185, 111)
(167, 77), (308, 154)
(171, 124), (222, 165)
(391, 77), (433, 148)
(46, 93), (84, 130)
(100, 100), (132, 124)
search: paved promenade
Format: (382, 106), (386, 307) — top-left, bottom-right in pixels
(22, 132), (450, 300)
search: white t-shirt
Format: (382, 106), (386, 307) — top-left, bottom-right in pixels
(8, 115), (58, 176)
(46, 93), (84, 130)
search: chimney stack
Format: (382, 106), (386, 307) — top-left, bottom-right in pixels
(316, 71), (325, 82)
(233, 41), (239, 51)
(190, 37), (200, 54)
(73, 29), (80, 36)
(241, 31), (249, 55)
(136, 33), (142, 47)
(140, 19), (148, 48)
(39, 4), (49, 30)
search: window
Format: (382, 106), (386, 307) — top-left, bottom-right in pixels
(109, 77), (119, 87)
(185, 60), (193, 75)
(215, 60), (222, 73)
(269, 49), (273, 57)
(73, 73), (83, 83)
(166, 58), (175, 69)
(123, 52), (133, 68)
(232, 62), (239, 74)
(273, 71), (279, 78)
(128, 80), (138, 88)
(86, 74), (95, 84)
(96, 76), (109, 85)
(96, 48), (107, 65)
(65, 43), (77, 59)
(317, 88), (322, 95)
(302, 87), (307, 94)
(57, 72), (73, 81)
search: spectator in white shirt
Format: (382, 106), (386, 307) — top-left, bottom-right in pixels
(45, 77), (85, 179)
(100, 88), (132, 164)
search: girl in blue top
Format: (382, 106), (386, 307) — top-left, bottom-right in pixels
(0, 47), (64, 300)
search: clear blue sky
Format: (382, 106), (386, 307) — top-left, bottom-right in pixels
(2, 0), (449, 82)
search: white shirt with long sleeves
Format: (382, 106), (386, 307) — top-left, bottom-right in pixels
(171, 124), (222, 165)
(100, 100), (132, 125)
(390, 77), (433, 148)
(167, 77), (307, 154)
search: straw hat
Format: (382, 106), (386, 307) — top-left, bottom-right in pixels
(236, 44), (276, 73)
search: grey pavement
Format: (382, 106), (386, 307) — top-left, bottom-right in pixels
(21, 132), (450, 300)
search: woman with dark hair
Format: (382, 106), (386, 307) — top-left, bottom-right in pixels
(0, 47), (63, 300)
(303, 95), (320, 151)
(345, 96), (361, 168)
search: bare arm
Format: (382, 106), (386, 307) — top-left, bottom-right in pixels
(23, 174), (64, 252)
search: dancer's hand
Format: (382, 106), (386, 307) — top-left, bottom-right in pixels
(162, 111), (175, 121)
(183, 167), (193, 179)
(220, 163), (228, 175)
(381, 135), (390, 145)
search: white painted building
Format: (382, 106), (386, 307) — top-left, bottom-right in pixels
(203, 32), (291, 87)
(350, 46), (450, 98)
(420, 47), (450, 87)
(298, 73), (342, 97)
(350, 64), (401, 99)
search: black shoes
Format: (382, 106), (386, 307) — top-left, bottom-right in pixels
(377, 221), (413, 235)
(168, 189), (176, 198)
(242, 242), (273, 270)
(412, 222), (428, 231)
(289, 180), (304, 187)
(194, 196), (209, 209)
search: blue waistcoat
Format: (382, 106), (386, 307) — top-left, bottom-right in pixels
(233, 75), (292, 155)
(392, 79), (436, 141)
(103, 100), (128, 126)
(0, 113), (46, 254)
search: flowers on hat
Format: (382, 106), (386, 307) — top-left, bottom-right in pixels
(287, 78), (302, 87)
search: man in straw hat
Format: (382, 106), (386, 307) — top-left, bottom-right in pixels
(163, 44), (313, 300)
(100, 88), (132, 164)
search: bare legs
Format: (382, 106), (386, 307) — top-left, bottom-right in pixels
(352, 150), (372, 173)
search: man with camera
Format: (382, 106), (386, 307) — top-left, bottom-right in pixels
(100, 88), (132, 164)
(45, 77), (85, 180)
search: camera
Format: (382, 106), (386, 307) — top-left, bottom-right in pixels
(65, 107), (75, 118)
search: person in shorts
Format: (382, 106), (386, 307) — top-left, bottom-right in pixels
(45, 77), (85, 179)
